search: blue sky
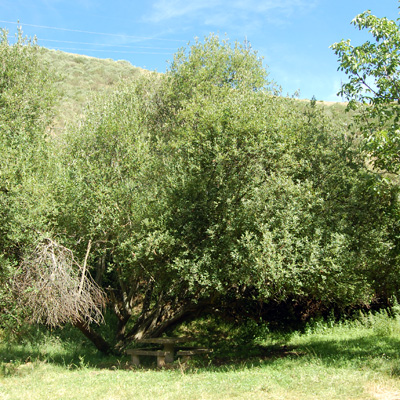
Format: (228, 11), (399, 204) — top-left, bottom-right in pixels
(1, 0), (398, 101)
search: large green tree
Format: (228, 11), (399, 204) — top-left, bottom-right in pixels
(52, 35), (399, 352)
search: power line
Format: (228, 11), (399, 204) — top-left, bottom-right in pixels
(0, 20), (187, 43)
(37, 38), (178, 51)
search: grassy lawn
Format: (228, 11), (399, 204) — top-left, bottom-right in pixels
(1, 314), (400, 399)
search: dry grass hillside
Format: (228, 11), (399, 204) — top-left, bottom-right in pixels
(40, 48), (147, 133)
(40, 47), (350, 133)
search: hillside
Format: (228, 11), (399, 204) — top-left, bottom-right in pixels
(40, 48), (350, 133)
(39, 48), (147, 133)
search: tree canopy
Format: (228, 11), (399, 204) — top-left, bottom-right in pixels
(46, 35), (400, 351)
(1, 33), (399, 352)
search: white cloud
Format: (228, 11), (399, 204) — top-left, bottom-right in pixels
(232, 0), (317, 15)
(145, 0), (222, 24)
(145, 0), (319, 27)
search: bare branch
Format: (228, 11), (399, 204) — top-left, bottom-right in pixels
(13, 237), (106, 327)
(79, 239), (92, 297)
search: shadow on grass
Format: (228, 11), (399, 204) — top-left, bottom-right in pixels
(188, 334), (400, 372)
(0, 340), (294, 372)
(2, 334), (400, 373)
(295, 335), (400, 368)
(0, 340), (130, 372)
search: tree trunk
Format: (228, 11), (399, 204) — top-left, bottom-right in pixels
(123, 299), (215, 344)
(73, 319), (114, 355)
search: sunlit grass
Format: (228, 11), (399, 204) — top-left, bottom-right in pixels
(2, 311), (400, 399)
(1, 354), (400, 400)
(39, 48), (147, 134)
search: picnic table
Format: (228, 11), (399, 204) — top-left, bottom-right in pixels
(126, 337), (211, 367)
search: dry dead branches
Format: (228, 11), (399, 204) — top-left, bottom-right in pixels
(13, 237), (106, 327)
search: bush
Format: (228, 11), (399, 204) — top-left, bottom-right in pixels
(0, 27), (58, 334)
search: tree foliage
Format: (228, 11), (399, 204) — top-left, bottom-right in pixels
(331, 6), (400, 174)
(0, 29), (107, 338)
(48, 35), (400, 351)
(2, 32), (399, 351)
(0, 28), (57, 258)
(0, 28), (59, 333)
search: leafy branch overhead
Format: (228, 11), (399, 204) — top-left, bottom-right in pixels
(331, 8), (400, 174)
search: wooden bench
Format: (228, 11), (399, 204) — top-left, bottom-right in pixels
(126, 337), (212, 367)
(126, 348), (170, 368)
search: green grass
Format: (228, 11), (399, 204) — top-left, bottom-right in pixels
(2, 312), (400, 399)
